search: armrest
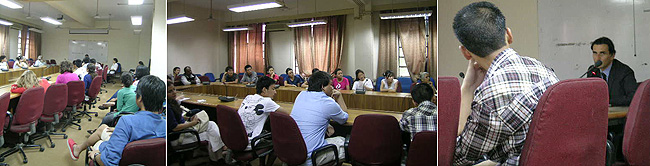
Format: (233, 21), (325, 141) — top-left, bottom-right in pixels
(168, 128), (201, 153)
(5, 112), (12, 131)
(606, 140), (615, 166)
(311, 144), (339, 166)
(251, 132), (273, 150)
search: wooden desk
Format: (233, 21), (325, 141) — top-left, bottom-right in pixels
(178, 92), (403, 125)
(0, 73), (60, 99)
(0, 66), (59, 85)
(608, 106), (628, 119)
(176, 82), (416, 112)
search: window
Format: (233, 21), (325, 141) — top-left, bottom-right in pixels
(396, 17), (430, 78)
(17, 30), (21, 58)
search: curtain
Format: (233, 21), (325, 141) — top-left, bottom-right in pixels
(378, 19), (399, 79)
(231, 23), (265, 73)
(228, 32), (235, 71)
(0, 25), (8, 57)
(398, 18), (427, 80)
(294, 15), (345, 75)
(429, 11), (437, 83)
(28, 30), (40, 60)
(20, 27), (27, 59)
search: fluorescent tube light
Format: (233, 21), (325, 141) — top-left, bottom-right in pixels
(222, 27), (251, 32)
(28, 28), (44, 33)
(166, 15), (194, 25)
(228, 0), (282, 13)
(0, 0), (22, 9)
(0, 19), (12, 26)
(131, 16), (142, 25)
(380, 10), (433, 20)
(287, 20), (327, 28)
(40, 17), (62, 25)
(128, 0), (144, 5)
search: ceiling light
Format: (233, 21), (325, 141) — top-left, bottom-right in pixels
(287, 20), (327, 28)
(167, 15), (194, 25)
(28, 28), (44, 33)
(128, 0), (144, 5)
(222, 27), (251, 32)
(40, 17), (62, 25)
(131, 16), (142, 25)
(0, 19), (12, 26)
(0, 0), (22, 9)
(380, 10), (432, 20)
(227, 0), (283, 13)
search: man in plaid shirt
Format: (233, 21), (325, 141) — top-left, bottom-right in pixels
(399, 83), (437, 140)
(452, 2), (559, 165)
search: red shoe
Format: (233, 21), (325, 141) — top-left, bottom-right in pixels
(67, 139), (79, 161)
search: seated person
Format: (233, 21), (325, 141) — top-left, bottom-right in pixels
(221, 66), (238, 84)
(83, 64), (99, 94)
(301, 68), (320, 88)
(380, 70), (399, 92)
(238, 76), (290, 150)
(181, 66), (200, 85)
(0, 56), (8, 71)
(32, 56), (46, 67)
(138, 61), (145, 67)
(417, 72), (434, 88)
(291, 71), (348, 165)
(399, 83), (436, 141)
(56, 61), (81, 84)
(167, 67), (181, 85)
(265, 66), (280, 83)
(102, 66), (149, 109)
(240, 65), (258, 85)
(586, 37), (637, 106)
(352, 69), (374, 91)
(168, 81), (227, 161)
(90, 58), (103, 71)
(11, 70), (50, 93)
(74, 59), (87, 80)
(100, 73), (139, 126)
(67, 75), (166, 166)
(109, 58), (121, 75)
(331, 68), (350, 90)
(14, 56), (29, 69)
(283, 68), (304, 87)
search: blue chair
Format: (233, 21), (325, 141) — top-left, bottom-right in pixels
(431, 78), (436, 89)
(343, 75), (354, 87)
(204, 73), (216, 82)
(257, 72), (264, 77)
(219, 73), (225, 81)
(280, 74), (288, 79)
(376, 77), (385, 91)
(397, 77), (413, 93)
(195, 74), (202, 77)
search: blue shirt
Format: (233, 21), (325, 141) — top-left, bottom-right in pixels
(283, 75), (304, 86)
(291, 91), (348, 158)
(83, 74), (93, 94)
(600, 62), (613, 81)
(99, 111), (166, 166)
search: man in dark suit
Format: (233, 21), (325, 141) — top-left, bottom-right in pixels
(587, 37), (637, 106)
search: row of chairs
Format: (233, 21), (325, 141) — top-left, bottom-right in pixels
(437, 76), (650, 165)
(5, 59), (57, 69)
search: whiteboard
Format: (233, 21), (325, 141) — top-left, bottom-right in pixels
(538, 0), (650, 80)
(69, 40), (108, 63)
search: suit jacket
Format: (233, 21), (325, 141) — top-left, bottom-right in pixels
(587, 59), (638, 106)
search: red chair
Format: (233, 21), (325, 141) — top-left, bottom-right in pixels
(61, 81), (84, 132)
(34, 84), (68, 148)
(173, 75), (183, 86)
(0, 93), (9, 165)
(216, 105), (274, 165)
(79, 77), (101, 121)
(277, 76), (285, 86)
(406, 131), (436, 166)
(617, 79), (650, 165)
(0, 87), (46, 164)
(348, 114), (402, 165)
(7, 61), (13, 69)
(437, 76), (461, 165)
(519, 78), (608, 166)
(88, 138), (166, 166)
(269, 112), (339, 166)
(100, 66), (109, 94)
(198, 76), (210, 83)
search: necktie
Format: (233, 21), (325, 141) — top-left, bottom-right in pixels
(601, 73), (607, 82)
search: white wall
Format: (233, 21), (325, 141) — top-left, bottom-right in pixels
(268, 30), (295, 75)
(7, 29), (18, 60)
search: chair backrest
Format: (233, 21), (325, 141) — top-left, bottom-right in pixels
(269, 112), (308, 165)
(277, 76), (284, 86)
(0, 93), (10, 135)
(198, 76), (210, 83)
(437, 76), (460, 165)
(14, 87), (45, 125)
(280, 74), (288, 79)
(397, 77), (413, 93)
(195, 74), (201, 77)
(343, 75), (354, 87)
(219, 73), (224, 81)
(43, 84), (68, 116)
(103, 66), (108, 80)
(406, 131), (436, 166)
(375, 77), (384, 91)
(7, 61), (13, 68)
(257, 72), (264, 77)
(396, 80), (403, 92)
(622, 79), (650, 165)
(116, 63), (122, 73)
(66, 81), (85, 106)
(97, 69), (103, 81)
(519, 78), (608, 166)
(215, 105), (250, 151)
(120, 138), (166, 166)
(349, 114), (403, 165)
(87, 76), (102, 98)
(204, 73), (216, 82)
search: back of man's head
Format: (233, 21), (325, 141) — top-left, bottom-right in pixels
(411, 83), (434, 104)
(136, 75), (165, 112)
(83, 57), (90, 64)
(453, 1), (507, 57)
(256, 76), (275, 94)
(308, 71), (332, 92)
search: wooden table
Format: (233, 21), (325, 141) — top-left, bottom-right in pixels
(0, 73), (60, 99)
(0, 66), (59, 85)
(178, 92), (403, 126)
(176, 82), (416, 112)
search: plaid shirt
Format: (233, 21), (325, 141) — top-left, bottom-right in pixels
(400, 100), (437, 140)
(454, 48), (559, 166)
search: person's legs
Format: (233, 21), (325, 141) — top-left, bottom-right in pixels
(312, 136), (345, 165)
(72, 124), (109, 157)
(100, 112), (116, 126)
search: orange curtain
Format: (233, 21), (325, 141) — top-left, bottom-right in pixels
(28, 31), (40, 60)
(397, 18), (427, 80)
(20, 27), (27, 59)
(231, 23), (265, 73)
(378, 19), (399, 79)
(295, 15), (345, 75)
(294, 21), (314, 75)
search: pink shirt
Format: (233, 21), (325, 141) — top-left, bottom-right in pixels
(56, 72), (80, 84)
(332, 77), (350, 90)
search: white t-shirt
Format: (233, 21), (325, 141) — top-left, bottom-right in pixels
(0, 62), (7, 70)
(238, 94), (280, 149)
(352, 78), (374, 90)
(74, 67), (87, 80)
(381, 79), (399, 90)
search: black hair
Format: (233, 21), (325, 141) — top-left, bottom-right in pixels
(591, 37), (616, 54)
(311, 68), (320, 74)
(167, 81), (183, 124)
(383, 70), (394, 78)
(0, 56), (5, 61)
(60, 61), (74, 73)
(266, 65), (274, 74)
(73, 59), (82, 68)
(83, 57), (90, 64)
(173, 67), (180, 71)
(85, 54), (89, 57)
(286, 68), (293, 74)
(333, 68), (342, 75)
(87, 63), (97, 79)
(355, 69), (365, 81)
(453, 1), (507, 57)
(90, 58), (97, 64)
(121, 72), (134, 87)
(135, 65), (150, 80)
(256, 76), (276, 94)
(113, 58), (118, 63)
(139, 61), (144, 66)
(307, 71), (332, 92)
(135, 75), (166, 112)
(244, 65), (252, 70)
(411, 83), (434, 104)
(183, 66), (192, 73)
(225, 66), (234, 72)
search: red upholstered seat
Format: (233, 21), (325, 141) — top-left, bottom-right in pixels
(620, 79), (650, 165)
(348, 114), (403, 165)
(119, 138), (166, 166)
(406, 131), (437, 166)
(437, 76), (461, 165)
(216, 105), (273, 165)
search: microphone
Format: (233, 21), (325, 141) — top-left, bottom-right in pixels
(459, 72), (465, 78)
(579, 60), (602, 78)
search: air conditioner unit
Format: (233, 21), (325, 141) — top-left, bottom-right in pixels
(265, 22), (289, 32)
(69, 29), (109, 34)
